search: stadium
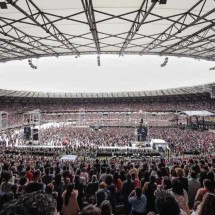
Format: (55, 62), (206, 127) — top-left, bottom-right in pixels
(0, 0), (215, 215)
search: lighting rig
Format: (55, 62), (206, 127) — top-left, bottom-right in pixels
(209, 66), (215, 71)
(161, 57), (168, 67)
(28, 59), (37, 69)
(0, 1), (7, 9)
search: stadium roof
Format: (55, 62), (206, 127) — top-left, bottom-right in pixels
(0, 82), (213, 99)
(0, 0), (215, 63)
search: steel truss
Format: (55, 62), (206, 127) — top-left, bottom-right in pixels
(119, 0), (158, 56)
(0, 0), (213, 62)
(7, 0), (80, 55)
(81, 0), (101, 65)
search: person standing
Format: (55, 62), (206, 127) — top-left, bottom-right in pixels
(62, 183), (79, 215)
(128, 187), (147, 215)
(188, 171), (200, 208)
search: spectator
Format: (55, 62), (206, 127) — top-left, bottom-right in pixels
(25, 170), (45, 193)
(0, 171), (13, 193)
(197, 193), (215, 215)
(176, 168), (189, 193)
(154, 176), (172, 196)
(100, 200), (113, 215)
(188, 171), (201, 208)
(128, 187), (147, 215)
(0, 191), (57, 215)
(80, 205), (101, 215)
(142, 175), (157, 213)
(167, 178), (189, 215)
(62, 183), (79, 215)
(195, 179), (214, 202)
(155, 192), (181, 215)
(42, 167), (53, 185)
(121, 174), (135, 212)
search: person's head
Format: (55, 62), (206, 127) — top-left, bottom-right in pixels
(62, 170), (70, 178)
(33, 170), (41, 181)
(155, 192), (180, 215)
(162, 176), (172, 190)
(113, 172), (119, 183)
(101, 167), (106, 174)
(92, 175), (97, 182)
(81, 205), (101, 215)
(45, 183), (54, 194)
(100, 200), (112, 215)
(99, 182), (106, 189)
(149, 175), (156, 183)
(105, 174), (113, 186)
(171, 178), (184, 196)
(3, 171), (12, 182)
(207, 172), (215, 183)
(45, 167), (50, 175)
(74, 175), (80, 183)
(203, 179), (214, 192)
(175, 168), (184, 178)
(126, 174), (132, 182)
(26, 166), (31, 172)
(135, 187), (142, 199)
(0, 191), (57, 215)
(19, 177), (27, 186)
(198, 193), (215, 215)
(190, 171), (197, 179)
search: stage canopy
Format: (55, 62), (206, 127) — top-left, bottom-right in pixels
(0, 0), (215, 63)
(181, 110), (215, 117)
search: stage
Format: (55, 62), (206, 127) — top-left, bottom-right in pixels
(16, 145), (65, 149)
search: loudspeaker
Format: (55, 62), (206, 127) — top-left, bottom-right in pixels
(159, 0), (167, 4)
(24, 127), (31, 134)
(24, 126), (31, 141)
(33, 133), (38, 141)
(211, 86), (215, 98)
(0, 2), (7, 9)
(33, 129), (38, 141)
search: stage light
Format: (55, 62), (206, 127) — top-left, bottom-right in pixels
(159, 0), (167, 4)
(161, 57), (168, 67)
(97, 55), (101, 66)
(28, 59), (38, 70)
(0, 1), (7, 9)
(151, 0), (167, 4)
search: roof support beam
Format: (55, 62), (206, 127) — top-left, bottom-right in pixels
(81, 0), (100, 55)
(119, 0), (158, 56)
(160, 22), (215, 54)
(0, 37), (37, 56)
(0, 39), (32, 55)
(0, 18), (57, 54)
(178, 36), (215, 56)
(7, 0), (80, 55)
(140, 0), (214, 54)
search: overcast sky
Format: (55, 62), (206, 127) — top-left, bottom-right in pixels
(0, 55), (214, 93)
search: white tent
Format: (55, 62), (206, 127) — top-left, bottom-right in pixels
(181, 111), (214, 117)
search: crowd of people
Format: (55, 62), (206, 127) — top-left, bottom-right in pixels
(1, 125), (215, 155)
(0, 97), (214, 127)
(0, 96), (214, 214)
(0, 153), (215, 215)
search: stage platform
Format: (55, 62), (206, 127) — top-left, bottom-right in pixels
(16, 145), (65, 149)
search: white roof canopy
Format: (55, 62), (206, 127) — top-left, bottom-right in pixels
(0, 0), (215, 62)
